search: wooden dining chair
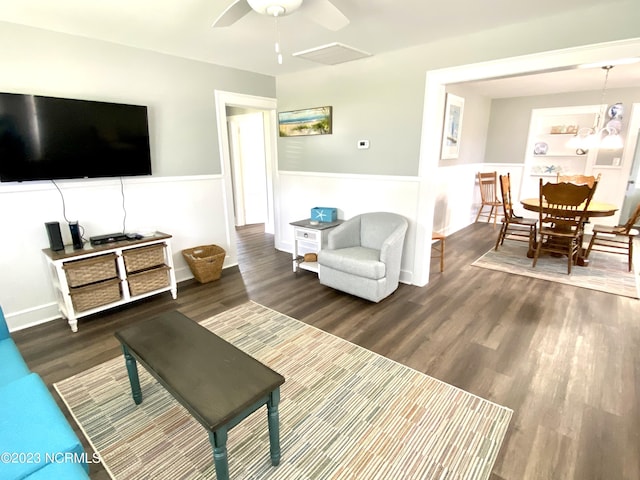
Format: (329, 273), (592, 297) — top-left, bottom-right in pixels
(495, 173), (537, 257)
(532, 178), (597, 274)
(556, 173), (601, 188)
(557, 174), (602, 234)
(431, 232), (446, 273)
(584, 201), (640, 271)
(475, 171), (503, 227)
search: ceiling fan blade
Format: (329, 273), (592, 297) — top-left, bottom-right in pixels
(302, 0), (349, 31)
(212, 0), (253, 28)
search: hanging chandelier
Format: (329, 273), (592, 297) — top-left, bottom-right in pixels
(568, 65), (624, 151)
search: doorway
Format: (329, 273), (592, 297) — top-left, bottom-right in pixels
(414, 38), (640, 286)
(214, 91), (278, 267)
(227, 109), (268, 227)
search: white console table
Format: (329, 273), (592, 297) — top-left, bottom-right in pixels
(42, 232), (177, 332)
(290, 219), (343, 274)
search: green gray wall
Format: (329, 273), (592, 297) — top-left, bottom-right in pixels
(0, 21), (276, 177)
(485, 87), (640, 165)
(276, 0), (639, 176)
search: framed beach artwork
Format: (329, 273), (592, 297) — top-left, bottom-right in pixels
(440, 94), (464, 159)
(278, 106), (332, 137)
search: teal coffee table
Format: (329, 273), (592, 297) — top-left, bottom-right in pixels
(115, 310), (285, 480)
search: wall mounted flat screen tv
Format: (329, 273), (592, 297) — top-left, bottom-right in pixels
(0, 92), (151, 182)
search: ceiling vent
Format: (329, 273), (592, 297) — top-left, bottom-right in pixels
(292, 42), (371, 65)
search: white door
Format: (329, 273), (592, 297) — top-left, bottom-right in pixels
(227, 112), (268, 226)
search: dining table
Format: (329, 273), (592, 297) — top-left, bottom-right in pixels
(520, 198), (619, 218)
(520, 198), (619, 266)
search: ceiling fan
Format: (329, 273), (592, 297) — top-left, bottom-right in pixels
(212, 0), (350, 31)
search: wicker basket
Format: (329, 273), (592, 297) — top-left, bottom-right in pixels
(128, 265), (171, 296)
(63, 253), (118, 288)
(182, 245), (226, 283)
(70, 278), (121, 312)
(122, 244), (165, 273)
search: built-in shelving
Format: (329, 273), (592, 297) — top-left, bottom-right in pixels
(521, 106), (601, 199)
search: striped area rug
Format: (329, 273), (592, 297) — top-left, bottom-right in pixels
(472, 241), (639, 298)
(54, 301), (512, 480)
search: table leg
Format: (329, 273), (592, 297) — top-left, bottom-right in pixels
(209, 428), (230, 480)
(122, 345), (142, 405)
(576, 222), (590, 266)
(267, 387), (282, 466)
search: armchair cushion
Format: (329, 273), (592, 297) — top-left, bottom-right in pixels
(319, 246), (384, 279)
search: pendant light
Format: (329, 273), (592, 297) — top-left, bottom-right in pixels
(568, 66), (624, 151)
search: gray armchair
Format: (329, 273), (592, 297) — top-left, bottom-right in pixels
(318, 212), (408, 302)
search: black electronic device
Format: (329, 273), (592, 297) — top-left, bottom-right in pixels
(45, 221), (64, 251)
(89, 232), (128, 246)
(0, 92), (152, 182)
(69, 221), (84, 250)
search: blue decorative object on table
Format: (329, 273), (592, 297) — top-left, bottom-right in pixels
(311, 207), (337, 223)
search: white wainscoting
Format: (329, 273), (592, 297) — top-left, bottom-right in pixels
(432, 164), (526, 236)
(1, 164), (525, 330)
(276, 165), (525, 287)
(275, 171), (420, 284)
(0, 175), (233, 331)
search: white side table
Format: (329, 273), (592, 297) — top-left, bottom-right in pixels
(290, 219), (343, 273)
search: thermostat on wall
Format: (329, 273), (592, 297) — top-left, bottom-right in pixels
(358, 140), (370, 149)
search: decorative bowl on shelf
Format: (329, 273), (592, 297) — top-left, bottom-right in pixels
(534, 142), (548, 155)
(607, 103), (623, 119)
(549, 125), (578, 134)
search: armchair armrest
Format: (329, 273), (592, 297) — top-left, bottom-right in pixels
(328, 218), (361, 249)
(380, 224), (409, 264)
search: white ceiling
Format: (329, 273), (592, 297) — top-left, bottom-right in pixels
(460, 62), (640, 98)
(0, 0), (637, 96)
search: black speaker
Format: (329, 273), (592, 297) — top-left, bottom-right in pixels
(69, 221), (84, 250)
(45, 221), (64, 251)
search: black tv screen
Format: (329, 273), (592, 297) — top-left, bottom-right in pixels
(0, 92), (151, 182)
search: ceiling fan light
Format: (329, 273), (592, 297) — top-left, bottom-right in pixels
(267, 5), (285, 16)
(247, 0), (303, 17)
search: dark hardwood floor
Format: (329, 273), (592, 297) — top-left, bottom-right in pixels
(13, 222), (640, 479)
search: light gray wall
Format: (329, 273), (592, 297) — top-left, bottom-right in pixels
(484, 87), (640, 164)
(276, 58), (425, 176)
(275, 0), (639, 177)
(275, 62), (492, 176)
(440, 85), (492, 167)
(0, 22), (275, 329)
(0, 21), (276, 177)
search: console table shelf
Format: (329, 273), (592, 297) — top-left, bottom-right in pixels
(290, 219), (343, 274)
(42, 232), (177, 332)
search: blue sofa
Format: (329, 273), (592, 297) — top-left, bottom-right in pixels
(0, 307), (91, 480)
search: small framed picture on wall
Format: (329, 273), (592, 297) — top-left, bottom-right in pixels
(440, 93), (464, 159)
